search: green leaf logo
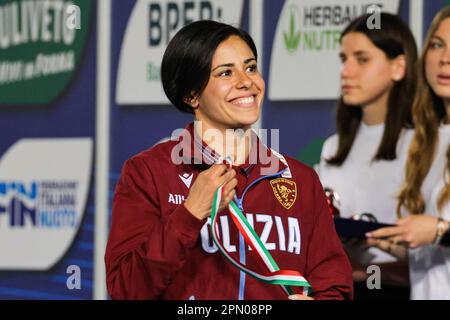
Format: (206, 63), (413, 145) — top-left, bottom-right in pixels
(283, 10), (301, 53)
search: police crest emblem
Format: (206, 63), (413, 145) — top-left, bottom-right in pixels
(270, 178), (297, 210)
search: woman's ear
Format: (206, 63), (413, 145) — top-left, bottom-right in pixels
(183, 94), (199, 109)
(391, 54), (407, 82)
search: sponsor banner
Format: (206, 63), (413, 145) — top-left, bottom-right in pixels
(0, 0), (96, 299)
(0, 0), (92, 105)
(0, 138), (93, 270)
(116, 0), (244, 105)
(269, 0), (400, 101)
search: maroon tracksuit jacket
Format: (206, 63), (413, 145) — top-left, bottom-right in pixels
(105, 122), (353, 300)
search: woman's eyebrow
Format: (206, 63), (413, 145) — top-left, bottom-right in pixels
(212, 63), (234, 71)
(339, 50), (368, 58)
(212, 58), (256, 71)
(430, 35), (444, 42)
(353, 50), (369, 56)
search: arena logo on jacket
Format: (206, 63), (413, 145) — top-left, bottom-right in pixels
(0, 138), (92, 270)
(0, 0), (92, 105)
(269, 0), (400, 100)
(116, 0), (244, 105)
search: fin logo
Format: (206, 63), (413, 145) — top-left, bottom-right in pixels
(0, 180), (78, 228)
(0, 138), (93, 270)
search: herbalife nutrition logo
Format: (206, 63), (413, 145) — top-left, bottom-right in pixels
(281, 3), (385, 54)
(283, 5), (301, 53)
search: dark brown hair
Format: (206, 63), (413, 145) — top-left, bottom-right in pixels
(161, 20), (257, 114)
(327, 13), (418, 165)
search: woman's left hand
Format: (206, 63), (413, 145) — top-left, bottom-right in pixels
(366, 215), (438, 249)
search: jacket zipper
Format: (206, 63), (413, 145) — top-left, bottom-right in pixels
(234, 168), (287, 300)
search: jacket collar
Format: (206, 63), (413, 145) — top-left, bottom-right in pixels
(176, 122), (288, 177)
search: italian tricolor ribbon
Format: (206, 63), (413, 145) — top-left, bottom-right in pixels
(210, 183), (312, 297)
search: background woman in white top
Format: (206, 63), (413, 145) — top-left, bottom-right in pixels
(367, 6), (450, 300)
(318, 13), (418, 299)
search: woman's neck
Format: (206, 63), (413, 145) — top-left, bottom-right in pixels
(194, 120), (252, 166)
(362, 92), (389, 126)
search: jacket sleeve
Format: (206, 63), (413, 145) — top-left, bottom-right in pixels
(305, 172), (354, 300)
(105, 157), (205, 299)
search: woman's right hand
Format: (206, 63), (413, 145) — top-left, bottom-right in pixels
(184, 164), (238, 220)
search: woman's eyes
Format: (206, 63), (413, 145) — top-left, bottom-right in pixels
(339, 56), (368, 64)
(217, 64), (257, 77)
(246, 64), (257, 72)
(357, 57), (369, 64)
(429, 41), (444, 49)
(218, 70), (232, 77)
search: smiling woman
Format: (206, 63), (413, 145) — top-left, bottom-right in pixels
(105, 20), (353, 300)
(191, 36), (264, 134)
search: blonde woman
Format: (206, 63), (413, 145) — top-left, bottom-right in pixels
(367, 6), (450, 300)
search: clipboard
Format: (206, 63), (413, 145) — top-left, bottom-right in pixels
(333, 217), (393, 239)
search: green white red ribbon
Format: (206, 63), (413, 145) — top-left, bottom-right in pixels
(210, 183), (312, 297)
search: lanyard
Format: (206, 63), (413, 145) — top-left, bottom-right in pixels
(210, 182), (312, 297)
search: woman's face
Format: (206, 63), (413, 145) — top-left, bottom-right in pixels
(425, 17), (450, 102)
(339, 32), (401, 107)
(194, 35), (265, 131)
